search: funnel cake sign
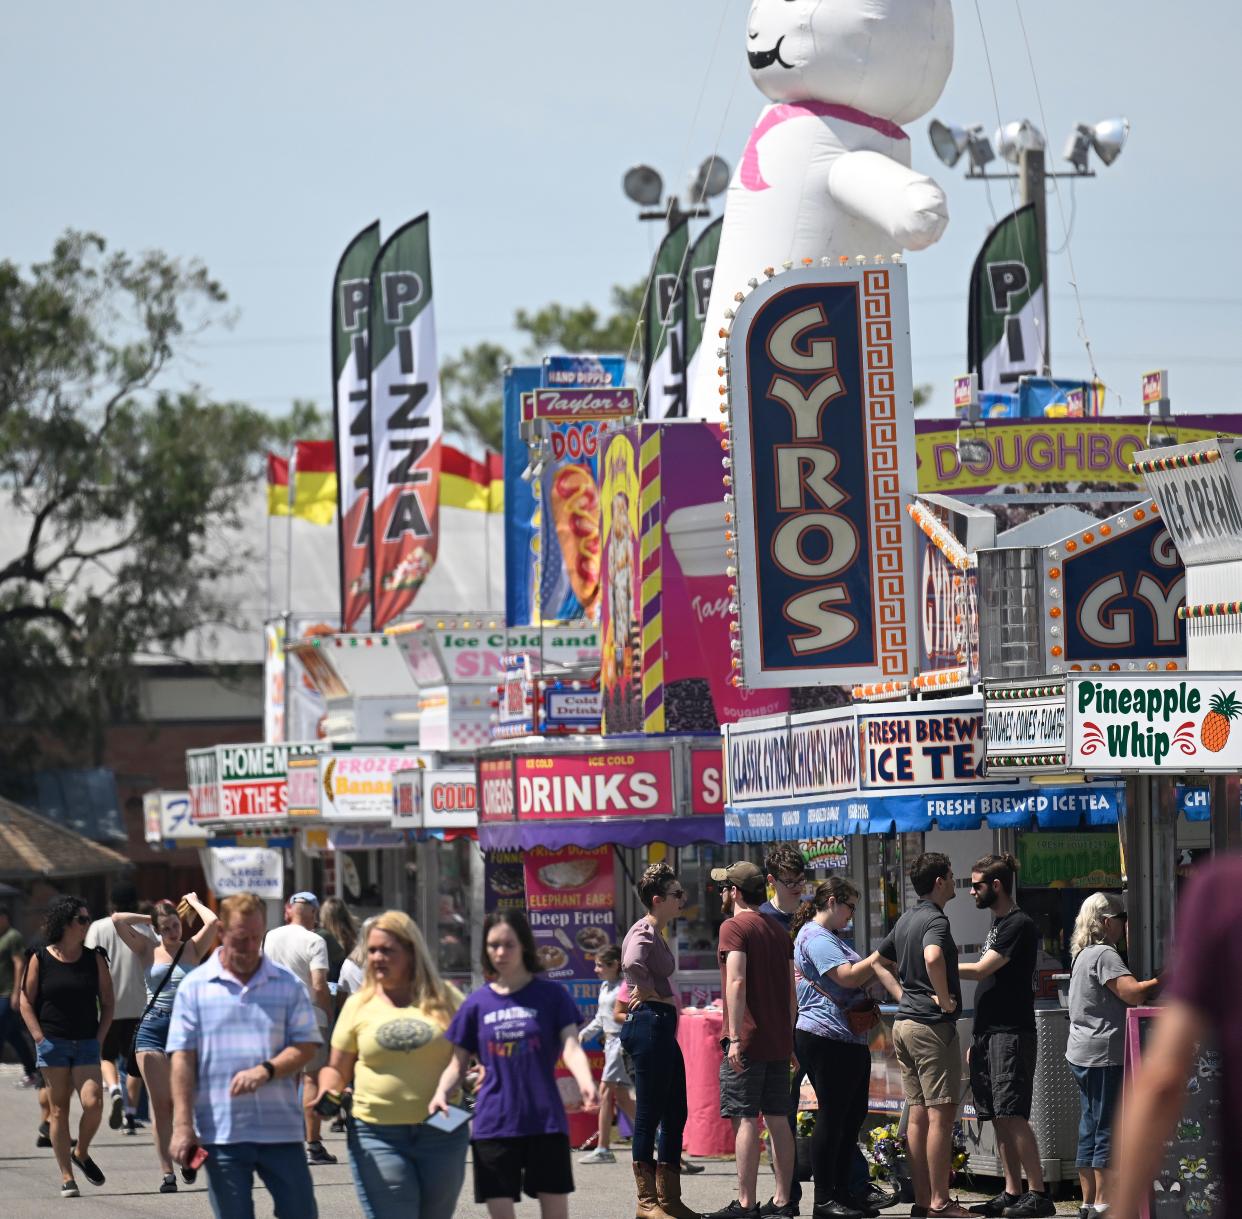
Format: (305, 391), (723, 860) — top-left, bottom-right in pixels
(1067, 674), (1242, 771)
(725, 264), (916, 687)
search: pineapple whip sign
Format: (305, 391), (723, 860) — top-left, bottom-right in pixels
(1068, 675), (1242, 771)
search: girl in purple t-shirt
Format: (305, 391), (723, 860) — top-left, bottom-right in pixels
(430, 911), (597, 1219)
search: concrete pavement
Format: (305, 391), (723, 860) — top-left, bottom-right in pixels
(0, 1066), (1083, 1217)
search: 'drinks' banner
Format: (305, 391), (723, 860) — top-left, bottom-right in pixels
(683, 217), (722, 405)
(332, 221), (381, 630)
(368, 214), (443, 630)
(967, 203), (1044, 394)
(642, 220), (689, 419)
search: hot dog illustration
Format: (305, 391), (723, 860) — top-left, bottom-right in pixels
(551, 464), (601, 614)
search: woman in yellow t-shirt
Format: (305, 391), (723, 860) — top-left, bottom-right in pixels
(314, 910), (465, 1219)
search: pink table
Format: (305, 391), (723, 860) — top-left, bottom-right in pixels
(676, 1006), (737, 1156)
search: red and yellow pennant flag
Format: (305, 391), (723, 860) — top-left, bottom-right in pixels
(441, 445), (504, 512)
(267, 441), (338, 525)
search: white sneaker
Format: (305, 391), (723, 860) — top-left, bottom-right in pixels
(579, 1147), (617, 1165)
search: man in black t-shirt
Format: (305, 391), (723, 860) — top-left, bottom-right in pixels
(958, 854), (1051, 1219)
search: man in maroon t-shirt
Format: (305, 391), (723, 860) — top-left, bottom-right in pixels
(703, 861), (796, 1219)
(1113, 854), (1242, 1218)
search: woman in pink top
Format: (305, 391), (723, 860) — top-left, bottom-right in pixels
(619, 862), (695, 1219)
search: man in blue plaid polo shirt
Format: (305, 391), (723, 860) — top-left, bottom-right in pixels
(168, 892), (322, 1219)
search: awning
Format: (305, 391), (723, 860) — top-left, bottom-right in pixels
(725, 784), (1125, 842)
(479, 816), (726, 852)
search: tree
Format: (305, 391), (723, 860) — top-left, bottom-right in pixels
(0, 231), (298, 767)
(442, 281), (643, 454)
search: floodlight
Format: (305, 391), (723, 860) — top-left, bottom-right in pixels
(994, 120), (1046, 165)
(929, 119), (969, 168)
(623, 165), (664, 207)
(691, 155), (731, 201)
(1089, 118), (1129, 166)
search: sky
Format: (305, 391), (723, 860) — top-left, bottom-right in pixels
(3, 1), (1238, 423)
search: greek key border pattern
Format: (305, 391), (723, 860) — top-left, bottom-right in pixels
(862, 269), (908, 676)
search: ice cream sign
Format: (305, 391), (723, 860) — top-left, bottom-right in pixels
(858, 699), (992, 790)
(725, 264), (916, 688)
(1068, 674), (1242, 771)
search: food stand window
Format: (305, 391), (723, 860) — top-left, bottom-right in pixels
(672, 842), (731, 974)
(431, 838), (474, 985)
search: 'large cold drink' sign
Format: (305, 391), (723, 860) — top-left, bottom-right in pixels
(726, 265), (916, 687)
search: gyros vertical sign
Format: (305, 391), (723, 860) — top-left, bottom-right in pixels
(726, 265), (916, 687)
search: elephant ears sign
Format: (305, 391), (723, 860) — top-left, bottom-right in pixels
(723, 262), (917, 687)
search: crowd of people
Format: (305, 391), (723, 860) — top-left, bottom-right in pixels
(0, 848), (1208, 1219)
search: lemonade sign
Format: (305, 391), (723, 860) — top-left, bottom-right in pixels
(1067, 674), (1242, 772)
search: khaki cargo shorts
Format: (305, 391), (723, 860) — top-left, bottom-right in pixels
(892, 1019), (961, 1108)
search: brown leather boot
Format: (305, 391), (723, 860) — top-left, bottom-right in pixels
(656, 1162), (702, 1219)
(633, 1160), (674, 1219)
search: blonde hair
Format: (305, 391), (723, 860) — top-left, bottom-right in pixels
(219, 893), (265, 928)
(1070, 892), (1125, 958)
(357, 910), (459, 1022)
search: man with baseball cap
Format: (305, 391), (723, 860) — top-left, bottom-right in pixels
(263, 893), (334, 1164)
(704, 861), (797, 1219)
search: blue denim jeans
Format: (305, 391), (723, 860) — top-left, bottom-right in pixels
(0, 996), (35, 1075)
(619, 1003), (686, 1165)
(347, 1118), (470, 1219)
(203, 1141), (317, 1219)
(1069, 1062), (1124, 1168)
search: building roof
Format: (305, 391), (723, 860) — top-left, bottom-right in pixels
(0, 796), (132, 882)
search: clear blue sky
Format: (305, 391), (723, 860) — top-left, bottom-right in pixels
(3, 1), (1235, 418)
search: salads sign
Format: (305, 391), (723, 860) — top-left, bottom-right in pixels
(1068, 675), (1242, 771)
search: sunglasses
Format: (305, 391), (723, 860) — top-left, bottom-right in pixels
(1107, 911), (1128, 922)
(74, 914), (92, 926)
(839, 899), (856, 914)
(663, 887), (686, 900)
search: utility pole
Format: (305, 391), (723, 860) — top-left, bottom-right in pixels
(1019, 147), (1051, 377)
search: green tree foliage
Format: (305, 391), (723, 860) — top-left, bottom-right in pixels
(443, 282), (643, 453)
(0, 231), (302, 766)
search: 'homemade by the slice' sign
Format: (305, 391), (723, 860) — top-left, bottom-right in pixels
(726, 264), (916, 688)
(188, 742), (319, 823)
(1068, 674), (1242, 771)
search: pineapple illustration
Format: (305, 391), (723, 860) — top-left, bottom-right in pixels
(1200, 690), (1241, 752)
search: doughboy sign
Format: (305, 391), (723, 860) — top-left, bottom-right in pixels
(1068, 674), (1242, 772)
(726, 264), (916, 687)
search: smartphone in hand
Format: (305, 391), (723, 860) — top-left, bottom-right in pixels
(188, 1146), (209, 1170)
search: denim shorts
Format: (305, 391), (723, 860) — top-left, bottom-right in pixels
(134, 1008), (173, 1054)
(36, 1036), (101, 1069)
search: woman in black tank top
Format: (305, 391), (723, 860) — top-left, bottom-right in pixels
(18, 894), (114, 1198)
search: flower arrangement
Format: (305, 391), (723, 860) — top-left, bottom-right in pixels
(865, 1122), (969, 1182)
(796, 1111), (817, 1139)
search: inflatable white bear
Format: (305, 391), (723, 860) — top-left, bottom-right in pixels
(688, 0), (955, 417)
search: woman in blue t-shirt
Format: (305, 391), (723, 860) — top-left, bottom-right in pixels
(791, 877), (901, 1219)
(429, 910), (598, 1219)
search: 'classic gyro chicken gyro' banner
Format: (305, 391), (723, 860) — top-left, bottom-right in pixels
(724, 263), (917, 688)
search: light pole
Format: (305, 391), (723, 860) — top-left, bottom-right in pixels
(622, 155), (731, 231)
(928, 116), (1129, 376)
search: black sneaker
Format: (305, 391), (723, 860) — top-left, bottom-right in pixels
(108, 1091), (123, 1130)
(123, 1115), (142, 1136)
(811, 1204), (862, 1219)
(180, 1164), (198, 1185)
(37, 1121), (51, 1148)
(681, 1157), (706, 1174)
(60, 1181), (79, 1199)
(759, 1200), (799, 1217)
(159, 1174), (178, 1194)
(972, 1194), (1020, 1217)
(71, 1153), (105, 1188)
(306, 1141), (337, 1166)
(705, 1203), (762, 1219)
(1001, 1194), (1056, 1219)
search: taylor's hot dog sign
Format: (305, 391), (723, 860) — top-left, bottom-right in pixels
(858, 699), (992, 790)
(515, 750), (675, 819)
(725, 264), (916, 688)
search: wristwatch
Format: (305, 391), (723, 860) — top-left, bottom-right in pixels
(260, 1060), (276, 1080)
